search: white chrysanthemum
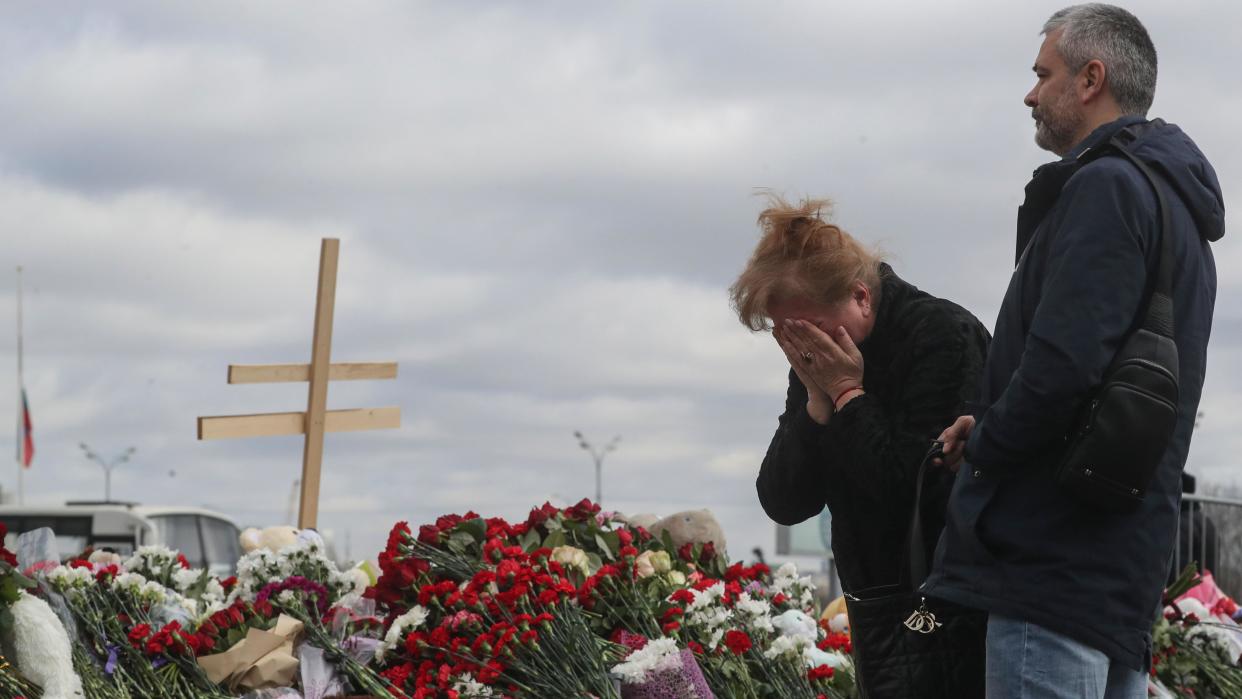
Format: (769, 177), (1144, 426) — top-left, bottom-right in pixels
(687, 582), (725, 612)
(452, 672), (495, 697)
(337, 567), (370, 595)
(178, 596), (200, 617)
(172, 567), (205, 591)
(139, 580), (168, 603)
(611, 637), (682, 684)
(46, 565), (93, 590)
(773, 563), (799, 586)
(113, 571), (148, 591)
(202, 578), (225, 604)
(734, 593), (774, 633)
(376, 605), (430, 662)
(763, 634), (810, 660)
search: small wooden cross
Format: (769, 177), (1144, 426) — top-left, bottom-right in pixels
(197, 238), (400, 529)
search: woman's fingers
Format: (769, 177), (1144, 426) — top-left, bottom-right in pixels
(833, 326), (863, 362)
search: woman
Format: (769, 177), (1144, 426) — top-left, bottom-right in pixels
(730, 196), (989, 696)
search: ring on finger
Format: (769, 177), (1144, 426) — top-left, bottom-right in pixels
(801, 351), (813, 362)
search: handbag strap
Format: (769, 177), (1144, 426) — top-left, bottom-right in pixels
(904, 441), (943, 588)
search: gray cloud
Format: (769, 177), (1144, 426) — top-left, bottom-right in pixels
(1, 1), (1238, 566)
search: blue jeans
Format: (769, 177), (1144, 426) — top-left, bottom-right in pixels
(986, 615), (1148, 699)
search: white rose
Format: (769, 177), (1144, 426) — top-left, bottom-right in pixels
(634, 551), (657, 578)
(551, 546), (589, 573)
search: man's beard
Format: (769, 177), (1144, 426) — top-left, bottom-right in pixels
(1032, 88), (1085, 156)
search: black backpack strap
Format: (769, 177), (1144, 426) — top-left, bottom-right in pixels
(1039, 122), (1176, 339)
(1103, 130), (1176, 338)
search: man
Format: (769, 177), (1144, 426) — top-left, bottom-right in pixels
(922, 4), (1224, 698)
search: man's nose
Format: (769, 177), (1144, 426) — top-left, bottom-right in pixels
(1024, 86), (1038, 108)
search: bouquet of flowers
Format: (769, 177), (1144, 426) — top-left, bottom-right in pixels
(229, 535), (393, 698)
(367, 500), (855, 699)
(45, 558), (229, 699)
(1151, 565), (1242, 697)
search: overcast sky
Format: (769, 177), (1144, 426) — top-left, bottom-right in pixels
(2, 1), (1238, 565)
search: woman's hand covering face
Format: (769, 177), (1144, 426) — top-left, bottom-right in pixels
(781, 319), (865, 399)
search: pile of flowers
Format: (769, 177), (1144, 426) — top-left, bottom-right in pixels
(1151, 565), (1242, 697)
(4, 498), (1240, 698)
(0, 501), (851, 698)
(366, 499), (856, 699)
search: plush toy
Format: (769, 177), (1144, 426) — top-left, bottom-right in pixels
(239, 525), (300, 554)
(8, 591), (84, 698)
(647, 509), (728, 558)
(616, 513), (661, 531)
(821, 595), (850, 633)
(239, 526), (327, 556)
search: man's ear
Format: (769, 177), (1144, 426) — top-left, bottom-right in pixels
(1080, 59), (1107, 102)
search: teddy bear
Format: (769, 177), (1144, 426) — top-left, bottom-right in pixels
(239, 525), (324, 554)
(644, 509), (728, 559)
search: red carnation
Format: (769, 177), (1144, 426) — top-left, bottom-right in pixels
(809, 665), (834, 681)
(724, 630), (752, 655)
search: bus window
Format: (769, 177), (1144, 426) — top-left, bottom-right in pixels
(0, 515), (92, 561)
(200, 516), (240, 576)
(151, 515), (204, 568)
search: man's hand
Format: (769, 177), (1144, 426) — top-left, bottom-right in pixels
(774, 326), (832, 424)
(936, 415), (976, 472)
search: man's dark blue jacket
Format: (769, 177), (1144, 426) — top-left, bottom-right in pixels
(922, 116), (1224, 671)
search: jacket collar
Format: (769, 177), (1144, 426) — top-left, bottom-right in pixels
(858, 263), (912, 359)
(1014, 116), (1149, 263)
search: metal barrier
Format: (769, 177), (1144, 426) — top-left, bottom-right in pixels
(1173, 493), (1242, 599)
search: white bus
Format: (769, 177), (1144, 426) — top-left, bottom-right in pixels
(0, 502), (243, 577)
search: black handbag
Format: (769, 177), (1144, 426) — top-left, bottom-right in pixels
(1053, 127), (1180, 513)
(842, 442), (986, 699)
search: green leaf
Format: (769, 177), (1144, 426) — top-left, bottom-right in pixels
(11, 571), (35, 590)
(543, 530), (567, 549)
(595, 532), (619, 561)
(520, 527), (542, 552)
(448, 530), (476, 555)
(227, 627), (245, 647)
(543, 518), (563, 532)
(661, 530), (677, 555)
(458, 518), (488, 543)
(585, 552), (603, 574)
(185, 569), (211, 599)
(0, 576), (21, 605)
(0, 607), (12, 636)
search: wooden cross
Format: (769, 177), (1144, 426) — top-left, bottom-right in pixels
(197, 238), (400, 530)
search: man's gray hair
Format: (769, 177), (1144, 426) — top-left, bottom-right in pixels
(1043, 4), (1157, 116)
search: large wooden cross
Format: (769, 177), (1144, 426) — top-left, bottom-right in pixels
(197, 238), (400, 529)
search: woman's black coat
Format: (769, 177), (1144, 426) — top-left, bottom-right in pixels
(756, 265), (989, 592)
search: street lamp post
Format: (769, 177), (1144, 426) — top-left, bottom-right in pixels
(573, 431), (620, 506)
(79, 443), (136, 502)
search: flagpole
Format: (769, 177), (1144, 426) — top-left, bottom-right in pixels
(16, 266), (23, 505)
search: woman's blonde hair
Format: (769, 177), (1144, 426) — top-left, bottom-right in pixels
(730, 194), (883, 331)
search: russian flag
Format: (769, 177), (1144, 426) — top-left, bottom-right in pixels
(18, 388), (32, 468)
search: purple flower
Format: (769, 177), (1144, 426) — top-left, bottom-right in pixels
(256, 575), (332, 617)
